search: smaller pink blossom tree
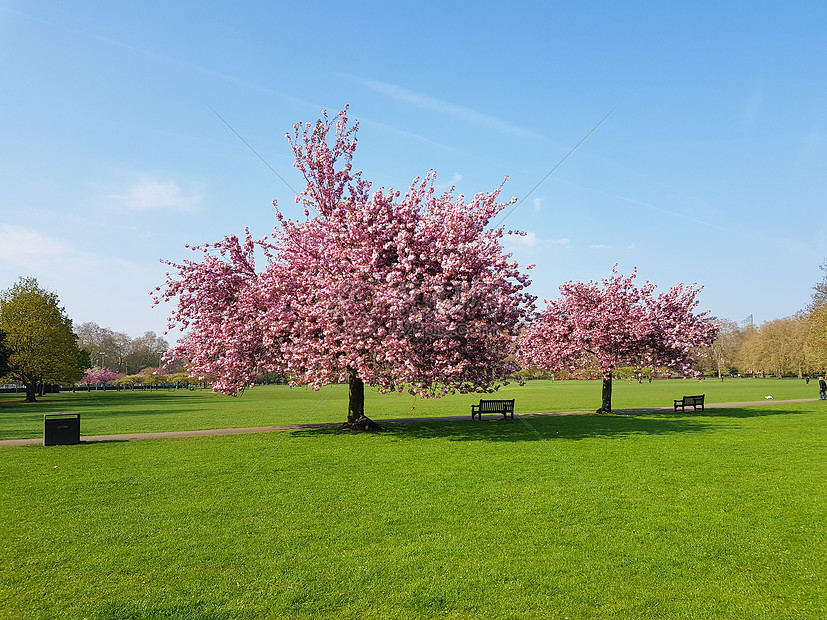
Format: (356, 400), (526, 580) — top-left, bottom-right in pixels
(81, 368), (125, 390)
(517, 267), (718, 413)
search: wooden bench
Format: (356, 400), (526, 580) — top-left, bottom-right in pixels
(674, 394), (704, 412)
(471, 399), (515, 420)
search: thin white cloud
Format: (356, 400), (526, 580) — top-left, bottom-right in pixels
(435, 172), (463, 193)
(4, 7), (320, 114)
(510, 231), (538, 248)
(0, 225), (121, 282)
(741, 84), (763, 127)
(0, 224), (165, 337)
(107, 178), (201, 212)
(599, 191), (723, 231)
(359, 118), (455, 152)
(0, 225), (73, 268)
(590, 244), (613, 250)
(533, 198), (542, 212)
(505, 232), (571, 254)
(356, 77), (541, 140)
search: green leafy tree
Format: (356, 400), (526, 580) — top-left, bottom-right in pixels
(0, 330), (11, 377)
(0, 277), (87, 402)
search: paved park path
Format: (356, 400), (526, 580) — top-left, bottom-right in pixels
(1, 398), (819, 447)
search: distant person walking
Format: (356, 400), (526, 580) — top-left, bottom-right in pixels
(819, 377), (827, 400)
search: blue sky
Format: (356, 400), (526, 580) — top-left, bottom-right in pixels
(1, 1), (826, 341)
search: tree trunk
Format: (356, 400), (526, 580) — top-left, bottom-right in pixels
(343, 366), (380, 431)
(25, 382), (37, 403)
(597, 370), (612, 413)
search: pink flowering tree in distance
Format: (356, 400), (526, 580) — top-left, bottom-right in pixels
(81, 368), (125, 389)
(517, 267), (718, 413)
(157, 107), (534, 430)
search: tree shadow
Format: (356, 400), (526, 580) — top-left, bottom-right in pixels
(288, 401), (817, 442)
(0, 391), (211, 418)
(700, 404), (817, 418)
(287, 412), (717, 442)
(616, 403), (818, 419)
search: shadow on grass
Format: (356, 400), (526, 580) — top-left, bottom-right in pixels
(88, 598), (245, 620)
(0, 389), (206, 410)
(288, 412), (718, 442)
(0, 391), (210, 418)
(698, 405), (817, 418)
(620, 404), (818, 419)
(289, 402), (817, 442)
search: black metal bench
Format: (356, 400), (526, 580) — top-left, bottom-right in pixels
(674, 394), (704, 412)
(471, 399), (515, 420)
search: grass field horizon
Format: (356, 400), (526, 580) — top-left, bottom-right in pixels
(1, 385), (824, 618)
(0, 377), (820, 441)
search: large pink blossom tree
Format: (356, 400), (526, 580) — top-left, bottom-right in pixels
(517, 267), (718, 413)
(157, 107), (534, 430)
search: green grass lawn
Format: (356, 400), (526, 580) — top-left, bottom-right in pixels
(1, 384), (825, 618)
(0, 377), (819, 440)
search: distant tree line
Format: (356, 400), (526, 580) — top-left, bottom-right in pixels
(707, 262), (827, 378)
(74, 321), (169, 376)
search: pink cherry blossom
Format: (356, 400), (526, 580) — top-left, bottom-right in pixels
(81, 368), (125, 387)
(157, 107), (535, 429)
(517, 266), (717, 413)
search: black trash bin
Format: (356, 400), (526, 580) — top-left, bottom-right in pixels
(44, 413), (80, 446)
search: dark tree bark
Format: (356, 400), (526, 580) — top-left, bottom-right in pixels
(347, 367), (364, 422)
(597, 370), (612, 413)
(25, 382), (37, 403)
(343, 366), (380, 431)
